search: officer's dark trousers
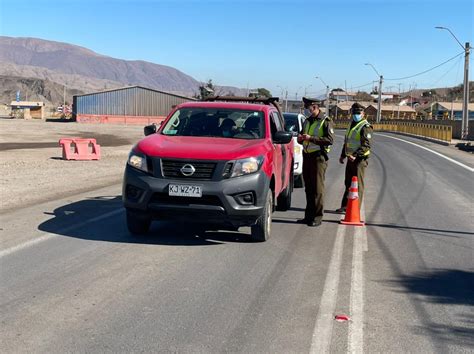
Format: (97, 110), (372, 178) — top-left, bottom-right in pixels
(302, 152), (327, 223)
(340, 158), (368, 209)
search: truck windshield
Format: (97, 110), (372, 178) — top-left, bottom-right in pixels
(161, 108), (265, 139)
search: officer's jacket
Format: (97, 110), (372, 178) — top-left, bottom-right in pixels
(299, 112), (334, 153)
(340, 119), (373, 158)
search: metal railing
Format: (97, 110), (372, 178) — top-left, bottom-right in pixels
(334, 121), (452, 143)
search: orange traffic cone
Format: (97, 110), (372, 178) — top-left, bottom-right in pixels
(340, 176), (365, 226)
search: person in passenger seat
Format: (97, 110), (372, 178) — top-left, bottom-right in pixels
(243, 116), (260, 138)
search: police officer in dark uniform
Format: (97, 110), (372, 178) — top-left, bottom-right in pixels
(297, 97), (334, 227)
(337, 102), (373, 213)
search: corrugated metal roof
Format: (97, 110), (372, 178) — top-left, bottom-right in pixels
(367, 104), (416, 112)
(74, 85), (195, 101)
(75, 86), (195, 116)
(436, 101), (474, 111)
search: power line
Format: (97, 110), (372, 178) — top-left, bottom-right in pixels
(385, 51), (464, 81)
(350, 81), (376, 90)
(429, 54), (463, 87)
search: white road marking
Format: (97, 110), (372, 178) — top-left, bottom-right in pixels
(310, 224), (346, 353)
(378, 133), (474, 172)
(361, 205), (368, 252)
(0, 209), (123, 258)
(348, 206), (367, 353)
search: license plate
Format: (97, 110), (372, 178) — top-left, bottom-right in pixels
(168, 184), (202, 197)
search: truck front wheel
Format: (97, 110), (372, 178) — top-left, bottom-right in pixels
(251, 191), (272, 242)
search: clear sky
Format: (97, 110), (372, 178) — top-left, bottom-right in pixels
(0, 0), (472, 97)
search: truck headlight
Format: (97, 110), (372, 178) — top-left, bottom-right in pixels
(231, 156), (263, 178)
(127, 151), (148, 172)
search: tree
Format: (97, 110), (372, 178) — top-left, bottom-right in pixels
(256, 88), (272, 98)
(197, 79), (215, 100)
(422, 90), (437, 97)
(355, 91), (374, 101)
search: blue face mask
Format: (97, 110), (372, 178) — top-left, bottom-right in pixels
(223, 130), (232, 137)
(353, 114), (362, 122)
(304, 109), (311, 117)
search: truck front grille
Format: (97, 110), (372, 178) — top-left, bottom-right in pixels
(161, 159), (216, 180)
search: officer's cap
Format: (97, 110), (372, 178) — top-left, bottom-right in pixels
(302, 97), (321, 108)
(351, 102), (365, 114)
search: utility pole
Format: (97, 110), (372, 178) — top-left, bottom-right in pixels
(315, 76), (330, 117)
(285, 90), (288, 112)
(397, 83), (402, 120)
(462, 41), (470, 138)
(436, 26), (470, 139)
(365, 63), (383, 123)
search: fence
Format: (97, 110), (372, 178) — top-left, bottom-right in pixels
(334, 120), (452, 143)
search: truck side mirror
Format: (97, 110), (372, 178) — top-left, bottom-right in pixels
(144, 123), (157, 136)
(273, 131), (292, 144)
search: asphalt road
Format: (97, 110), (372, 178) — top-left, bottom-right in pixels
(1, 132), (473, 353)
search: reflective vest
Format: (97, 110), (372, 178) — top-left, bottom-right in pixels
(345, 120), (370, 156)
(303, 117), (331, 153)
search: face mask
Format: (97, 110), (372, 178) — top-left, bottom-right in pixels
(304, 109), (311, 117)
(353, 114), (362, 122)
(223, 130), (232, 137)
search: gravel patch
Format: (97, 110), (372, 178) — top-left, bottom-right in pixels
(0, 119), (145, 213)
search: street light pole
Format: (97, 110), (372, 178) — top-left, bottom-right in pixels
(365, 63), (383, 123)
(304, 85), (312, 97)
(436, 26), (470, 139)
(397, 83), (402, 120)
(315, 77), (330, 117)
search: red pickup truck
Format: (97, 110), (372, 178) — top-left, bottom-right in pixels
(122, 97), (294, 241)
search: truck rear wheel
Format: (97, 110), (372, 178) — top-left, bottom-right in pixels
(126, 209), (151, 235)
(251, 191), (272, 242)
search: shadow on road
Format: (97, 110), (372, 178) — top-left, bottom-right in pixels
(386, 269), (474, 347)
(388, 269), (474, 306)
(366, 222), (474, 237)
(38, 195), (253, 246)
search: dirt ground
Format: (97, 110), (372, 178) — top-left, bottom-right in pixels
(0, 119), (145, 213)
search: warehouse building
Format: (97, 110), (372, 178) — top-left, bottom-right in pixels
(73, 86), (195, 125)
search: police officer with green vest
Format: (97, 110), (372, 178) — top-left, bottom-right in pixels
(297, 97), (334, 227)
(336, 102), (372, 213)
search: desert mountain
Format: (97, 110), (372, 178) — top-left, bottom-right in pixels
(0, 36), (246, 105)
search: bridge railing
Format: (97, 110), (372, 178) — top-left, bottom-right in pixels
(333, 121), (452, 143)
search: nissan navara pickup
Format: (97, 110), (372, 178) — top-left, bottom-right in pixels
(123, 96), (294, 242)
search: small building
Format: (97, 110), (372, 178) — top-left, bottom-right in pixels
(73, 86), (195, 125)
(9, 101), (45, 119)
(330, 101), (373, 120)
(330, 91), (357, 102)
(430, 101), (474, 120)
(364, 104), (417, 120)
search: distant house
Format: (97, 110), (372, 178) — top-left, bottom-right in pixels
(9, 101), (45, 119)
(330, 101), (373, 120)
(370, 93), (400, 101)
(364, 104), (416, 120)
(430, 101), (474, 120)
(330, 91), (357, 102)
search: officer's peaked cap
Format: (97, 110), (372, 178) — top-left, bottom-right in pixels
(302, 97), (321, 108)
(351, 102), (365, 113)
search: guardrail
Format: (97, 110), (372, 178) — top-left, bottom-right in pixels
(333, 121), (452, 143)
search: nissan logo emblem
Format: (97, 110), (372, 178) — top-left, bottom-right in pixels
(180, 164), (196, 176)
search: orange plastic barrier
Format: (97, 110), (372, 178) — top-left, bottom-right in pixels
(340, 176), (364, 226)
(59, 138), (101, 160)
